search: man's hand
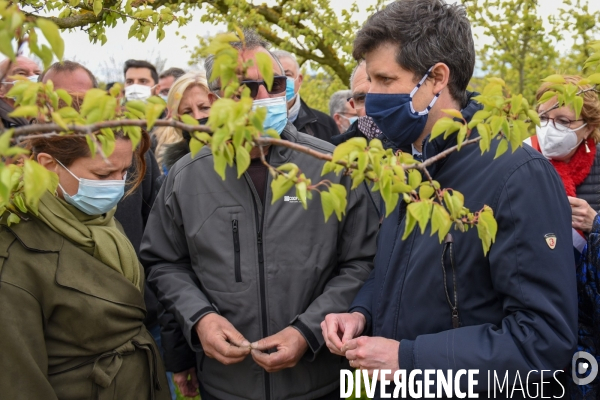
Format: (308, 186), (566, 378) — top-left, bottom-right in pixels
(321, 312), (366, 356)
(343, 336), (400, 379)
(173, 368), (199, 398)
(250, 326), (308, 373)
(569, 196), (597, 233)
(195, 313), (251, 365)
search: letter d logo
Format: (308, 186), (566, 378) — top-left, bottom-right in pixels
(572, 351), (598, 385)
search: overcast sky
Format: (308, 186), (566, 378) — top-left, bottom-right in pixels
(26, 0), (600, 82)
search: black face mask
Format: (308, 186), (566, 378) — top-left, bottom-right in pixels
(182, 117), (209, 142)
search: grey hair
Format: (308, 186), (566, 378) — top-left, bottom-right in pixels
(329, 90), (352, 116)
(349, 60), (365, 92)
(271, 50), (300, 73)
(205, 29), (284, 92)
(353, 0), (475, 107)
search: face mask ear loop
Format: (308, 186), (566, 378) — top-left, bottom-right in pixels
(54, 159), (81, 182)
(409, 67), (443, 116)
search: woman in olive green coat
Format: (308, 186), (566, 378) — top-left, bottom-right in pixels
(0, 131), (170, 399)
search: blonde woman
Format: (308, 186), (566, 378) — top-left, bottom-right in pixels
(153, 71), (211, 173)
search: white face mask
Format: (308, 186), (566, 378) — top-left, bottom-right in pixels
(536, 121), (588, 160)
(125, 84), (153, 102)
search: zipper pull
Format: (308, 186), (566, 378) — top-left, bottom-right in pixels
(452, 309), (460, 329)
(232, 220), (238, 232)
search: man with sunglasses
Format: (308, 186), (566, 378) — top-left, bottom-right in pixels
(142, 29), (378, 400)
(272, 50), (339, 144)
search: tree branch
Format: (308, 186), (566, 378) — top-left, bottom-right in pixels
(12, 119), (212, 141)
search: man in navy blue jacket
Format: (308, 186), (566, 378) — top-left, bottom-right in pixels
(322, 0), (577, 397)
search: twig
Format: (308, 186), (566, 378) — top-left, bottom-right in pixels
(12, 119), (213, 141)
(102, 8), (157, 25)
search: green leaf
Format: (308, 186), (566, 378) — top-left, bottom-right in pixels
(408, 170), (422, 189)
(442, 109), (464, 120)
(478, 124), (491, 154)
(573, 96), (584, 120)
(93, 0), (103, 16)
(145, 102), (165, 130)
(320, 190), (335, 222)
(0, 31), (16, 61)
(587, 73), (600, 85)
(255, 52), (274, 91)
(537, 90), (557, 105)
(527, 110), (541, 126)
(180, 114), (199, 126)
(431, 203), (452, 242)
(271, 176), (295, 203)
(402, 209), (417, 240)
(51, 112), (68, 131)
(329, 183), (348, 220)
(36, 18), (64, 60)
(6, 212), (20, 226)
(494, 139), (508, 159)
(296, 181), (308, 209)
(430, 117), (455, 140)
(189, 138), (205, 158)
(23, 160), (58, 214)
(9, 106), (38, 118)
(443, 190), (464, 219)
(542, 75), (566, 84)
(56, 89), (72, 107)
(477, 207), (498, 255)
(407, 201), (433, 234)
(235, 146), (251, 178)
(213, 153), (227, 180)
(419, 184), (435, 200)
(456, 125), (468, 150)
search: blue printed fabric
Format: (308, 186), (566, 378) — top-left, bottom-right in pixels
(570, 215), (600, 399)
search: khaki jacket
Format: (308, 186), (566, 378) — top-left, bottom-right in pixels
(0, 216), (170, 400)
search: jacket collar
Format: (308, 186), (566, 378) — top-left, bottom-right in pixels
(270, 123), (302, 166)
(3, 216), (63, 252)
(423, 92), (483, 176)
(293, 98), (318, 130)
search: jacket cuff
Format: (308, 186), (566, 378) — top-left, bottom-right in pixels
(399, 339), (415, 372)
(592, 214), (600, 235)
(188, 307), (216, 350)
(348, 306), (372, 336)
(291, 319), (322, 361)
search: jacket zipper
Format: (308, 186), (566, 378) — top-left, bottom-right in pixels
(232, 220), (241, 282)
(249, 183), (271, 400)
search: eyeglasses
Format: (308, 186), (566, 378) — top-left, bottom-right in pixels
(216, 76), (287, 98)
(347, 93), (366, 110)
(539, 115), (587, 132)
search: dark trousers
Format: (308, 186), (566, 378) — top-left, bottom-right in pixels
(198, 381), (342, 400)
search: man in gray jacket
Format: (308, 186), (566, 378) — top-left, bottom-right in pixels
(141, 30), (378, 400)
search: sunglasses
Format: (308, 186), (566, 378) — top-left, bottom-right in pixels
(220, 76), (287, 98)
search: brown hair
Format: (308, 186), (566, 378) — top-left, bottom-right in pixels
(25, 130), (150, 196)
(536, 75), (600, 143)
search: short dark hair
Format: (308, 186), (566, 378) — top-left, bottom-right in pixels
(204, 29), (283, 92)
(353, 0), (475, 106)
(159, 67), (186, 80)
(123, 59), (158, 85)
(40, 60), (98, 88)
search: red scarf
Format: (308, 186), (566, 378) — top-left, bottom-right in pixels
(530, 136), (596, 197)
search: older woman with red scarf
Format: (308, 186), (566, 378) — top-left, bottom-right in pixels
(528, 75), (600, 399)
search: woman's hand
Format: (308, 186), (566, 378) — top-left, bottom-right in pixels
(173, 368), (199, 398)
(568, 197), (598, 233)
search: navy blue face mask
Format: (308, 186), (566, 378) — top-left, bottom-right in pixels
(365, 67), (441, 149)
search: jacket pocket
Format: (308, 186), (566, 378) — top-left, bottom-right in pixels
(232, 219), (241, 282)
